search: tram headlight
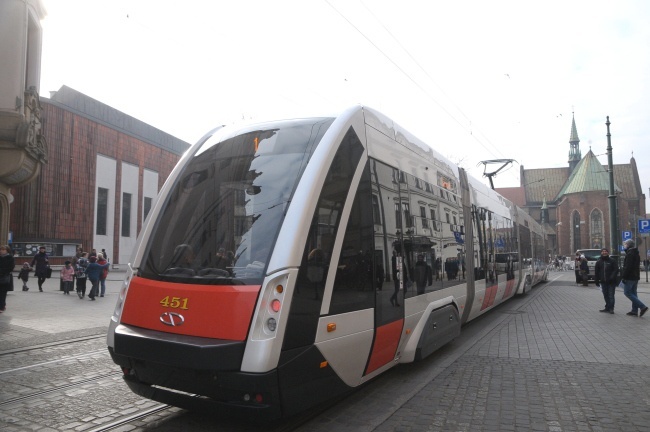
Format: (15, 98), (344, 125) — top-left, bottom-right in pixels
(266, 317), (277, 332)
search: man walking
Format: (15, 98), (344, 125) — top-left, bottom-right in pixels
(594, 248), (619, 314)
(620, 239), (648, 317)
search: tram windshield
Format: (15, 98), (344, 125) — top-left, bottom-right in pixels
(139, 117), (335, 285)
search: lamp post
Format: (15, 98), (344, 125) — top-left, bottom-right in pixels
(606, 117), (619, 256)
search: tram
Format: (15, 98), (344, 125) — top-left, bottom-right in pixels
(107, 106), (547, 419)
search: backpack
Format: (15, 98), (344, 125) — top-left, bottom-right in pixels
(76, 258), (88, 278)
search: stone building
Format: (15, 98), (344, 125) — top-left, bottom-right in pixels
(0, 0), (47, 249)
(10, 86), (190, 265)
(496, 114), (646, 258)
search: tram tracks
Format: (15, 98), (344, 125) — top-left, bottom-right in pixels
(0, 334), (106, 356)
(0, 371), (120, 406)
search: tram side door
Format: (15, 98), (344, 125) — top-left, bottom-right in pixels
(364, 159), (406, 375)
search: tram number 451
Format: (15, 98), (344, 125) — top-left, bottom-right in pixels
(160, 296), (189, 310)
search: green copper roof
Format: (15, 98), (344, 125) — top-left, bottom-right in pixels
(555, 150), (620, 199)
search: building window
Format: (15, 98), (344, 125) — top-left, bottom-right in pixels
(122, 192), (132, 237)
(590, 209), (603, 249)
(96, 188), (108, 235)
(420, 205), (428, 229)
(143, 197), (153, 222)
(372, 194), (381, 224)
(572, 211), (581, 251)
(395, 203), (401, 228)
(403, 203), (412, 228)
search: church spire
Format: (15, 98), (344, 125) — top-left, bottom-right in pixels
(568, 112), (581, 172)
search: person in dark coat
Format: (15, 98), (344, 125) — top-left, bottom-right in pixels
(594, 248), (619, 314)
(574, 252), (581, 284)
(413, 254), (433, 295)
(579, 255), (589, 286)
(620, 239), (648, 317)
(0, 245), (15, 312)
(30, 245), (49, 292)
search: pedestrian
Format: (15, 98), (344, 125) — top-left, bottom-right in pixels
(101, 248), (110, 263)
(60, 260), (75, 295)
(31, 245), (49, 292)
(579, 255), (589, 286)
(97, 253), (109, 297)
(71, 247), (83, 267)
(574, 252), (581, 284)
(0, 245), (15, 313)
(18, 262), (32, 291)
(594, 248), (619, 314)
(413, 254), (433, 295)
(85, 256), (110, 301)
(620, 239), (648, 317)
(75, 252), (89, 299)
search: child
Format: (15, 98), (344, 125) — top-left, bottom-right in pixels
(60, 260), (75, 295)
(18, 262), (32, 291)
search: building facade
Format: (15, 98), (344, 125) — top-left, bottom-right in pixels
(0, 0), (47, 249)
(496, 114), (646, 259)
(10, 86), (190, 265)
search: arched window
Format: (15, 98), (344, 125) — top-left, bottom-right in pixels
(590, 209), (603, 249)
(572, 211), (581, 252)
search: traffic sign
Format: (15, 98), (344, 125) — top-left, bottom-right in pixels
(622, 231), (632, 241)
(639, 219), (650, 234)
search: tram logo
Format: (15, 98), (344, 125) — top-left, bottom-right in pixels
(160, 312), (185, 327)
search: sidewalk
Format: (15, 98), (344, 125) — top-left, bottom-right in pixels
(0, 268), (128, 352)
(298, 272), (650, 432)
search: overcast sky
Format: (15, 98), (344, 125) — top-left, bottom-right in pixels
(39, 0), (650, 214)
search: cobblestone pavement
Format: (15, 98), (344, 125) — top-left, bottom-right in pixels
(1, 270), (649, 431)
(297, 273), (650, 432)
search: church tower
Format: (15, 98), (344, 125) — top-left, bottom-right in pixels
(568, 113), (581, 172)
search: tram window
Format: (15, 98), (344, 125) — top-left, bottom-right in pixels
(283, 127), (365, 350)
(329, 163), (374, 315)
(139, 117), (334, 285)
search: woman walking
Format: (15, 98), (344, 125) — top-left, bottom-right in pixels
(31, 246), (49, 292)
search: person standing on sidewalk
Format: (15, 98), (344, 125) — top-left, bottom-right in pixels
(85, 256), (110, 301)
(574, 252), (582, 285)
(620, 239), (648, 317)
(594, 248), (619, 314)
(17, 262), (32, 291)
(97, 253), (109, 297)
(0, 245), (15, 312)
(75, 252), (89, 299)
(60, 260), (75, 295)
(579, 255), (589, 286)
(31, 246), (49, 292)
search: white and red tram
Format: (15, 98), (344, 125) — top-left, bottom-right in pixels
(107, 106), (547, 419)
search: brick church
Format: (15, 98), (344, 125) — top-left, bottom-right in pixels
(496, 115), (646, 258)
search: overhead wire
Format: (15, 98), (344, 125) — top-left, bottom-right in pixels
(325, 0), (518, 183)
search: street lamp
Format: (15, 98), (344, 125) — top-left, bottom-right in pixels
(606, 117), (619, 256)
